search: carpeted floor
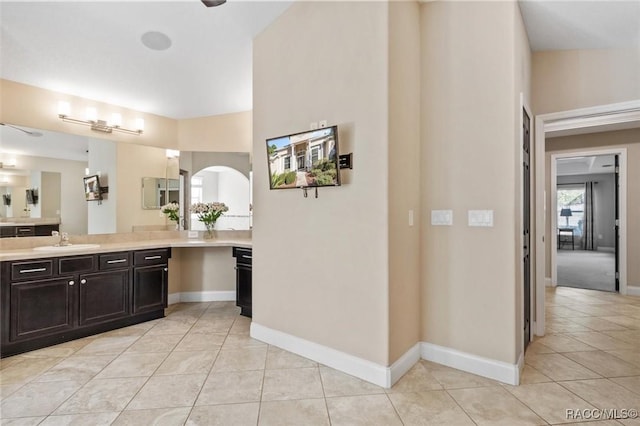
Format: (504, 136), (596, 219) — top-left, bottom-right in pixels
(557, 249), (616, 292)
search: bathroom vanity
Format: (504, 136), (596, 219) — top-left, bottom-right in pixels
(0, 248), (170, 357)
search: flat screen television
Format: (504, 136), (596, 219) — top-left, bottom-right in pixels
(83, 175), (102, 201)
(266, 125), (340, 190)
(25, 189), (38, 205)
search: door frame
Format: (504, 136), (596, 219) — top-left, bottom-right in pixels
(534, 99), (640, 337)
(550, 148), (627, 293)
(520, 93), (533, 351)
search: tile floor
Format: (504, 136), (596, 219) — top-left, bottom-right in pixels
(1, 286), (639, 425)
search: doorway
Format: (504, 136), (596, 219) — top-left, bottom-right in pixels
(553, 154), (618, 292)
(534, 100), (639, 337)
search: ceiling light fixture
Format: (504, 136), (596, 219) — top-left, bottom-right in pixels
(202, 0), (226, 7)
(57, 101), (144, 135)
(0, 123), (43, 137)
(141, 31), (172, 51)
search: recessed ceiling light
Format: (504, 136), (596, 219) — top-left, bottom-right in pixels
(141, 31), (172, 51)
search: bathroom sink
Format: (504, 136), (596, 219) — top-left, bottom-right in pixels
(33, 244), (101, 252)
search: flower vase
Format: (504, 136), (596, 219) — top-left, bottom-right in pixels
(204, 222), (215, 239)
(174, 222), (180, 231)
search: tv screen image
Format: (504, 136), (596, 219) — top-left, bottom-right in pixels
(83, 175), (101, 201)
(267, 126), (340, 190)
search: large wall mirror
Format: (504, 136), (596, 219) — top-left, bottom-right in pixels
(0, 124), (252, 236)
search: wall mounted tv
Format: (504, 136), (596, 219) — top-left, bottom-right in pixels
(83, 175), (102, 201)
(267, 125), (340, 190)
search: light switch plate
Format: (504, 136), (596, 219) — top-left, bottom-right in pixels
(431, 210), (453, 226)
(468, 210), (494, 227)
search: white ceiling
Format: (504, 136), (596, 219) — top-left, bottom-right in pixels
(0, 125), (89, 162)
(0, 1), (292, 119)
(0, 1), (638, 120)
(519, 0), (640, 51)
(556, 154), (616, 176)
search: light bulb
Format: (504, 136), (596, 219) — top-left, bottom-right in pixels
(58, 101), (70, 117)
(86, 107), (98, 122)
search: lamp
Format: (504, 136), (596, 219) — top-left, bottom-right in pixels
(560, 208), (572, 226)
(57, 102), (144, 135)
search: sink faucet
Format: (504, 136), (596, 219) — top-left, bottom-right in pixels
(51, 231), (70, 247)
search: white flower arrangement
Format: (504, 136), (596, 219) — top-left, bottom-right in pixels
(190, 202), (229, 230)
(161, 202), (180, 222)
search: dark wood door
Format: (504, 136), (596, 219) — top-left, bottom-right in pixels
(523, 108), (531, 350)
(615, 155), (620, 292)
(10, 276), (76, 341)
(133, 265), (167, 314)
(236, 264), (252, 317)
(79, 270), (130, 326)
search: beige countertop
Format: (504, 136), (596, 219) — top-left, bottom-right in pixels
(0, 232), (251, 262)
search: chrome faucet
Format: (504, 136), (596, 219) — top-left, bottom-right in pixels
(52, 231), (70, 246)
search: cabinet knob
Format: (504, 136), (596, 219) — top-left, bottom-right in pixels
(163, 268), (168, 272)
(80, 279), (87, 284)
(69, 280), (75, 286)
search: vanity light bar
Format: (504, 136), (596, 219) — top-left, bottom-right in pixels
(57, 102), (144, 135)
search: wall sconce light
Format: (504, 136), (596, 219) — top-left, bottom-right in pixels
(0, 158), (16, 169)
(57, 101), (144, 135)
(166, 149), (180, 159)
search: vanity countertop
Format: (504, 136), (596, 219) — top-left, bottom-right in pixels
(0, 237), (252, 262)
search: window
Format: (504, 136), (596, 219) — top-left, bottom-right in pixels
(191, 176), (203, 205)
(284, 156), (291, 170)
(311, 147), (320, 165)
(557, 185), (584, 236)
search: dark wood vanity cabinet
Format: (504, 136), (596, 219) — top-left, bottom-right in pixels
(133, 249), (169, 314)
(1, 248), (170, 357)
(232, 247), (252, 317)
(0, 224), (59, 238)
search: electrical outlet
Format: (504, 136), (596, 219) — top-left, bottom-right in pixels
(319, 120), (327, 128)
(188, 231), (198, 238)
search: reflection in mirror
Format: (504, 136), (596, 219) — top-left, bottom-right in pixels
(1, 125), (253, 236)
(190, 166), (251, 231)
(141, 177), (180, 210)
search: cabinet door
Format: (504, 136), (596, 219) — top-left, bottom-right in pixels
(236, 265), (252, 317)
(79, 270), (130, 327)
(133, 265), (167, 314)
(10, 277), (76, 341)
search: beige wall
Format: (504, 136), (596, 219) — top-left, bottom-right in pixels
(40, 171), (61, 219)
(0, 79), (178, 149)
(178, 111), (252, 154)
(388, 1), (421, 363)
(116, 143), (169, 233)
(545, 128), (640, 286)
(420, 1), (523, 364)
(175, 247), (236, 293)
(253, 1), (391, 365)
(532, 49), (640, 115)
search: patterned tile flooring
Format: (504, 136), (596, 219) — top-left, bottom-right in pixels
(1, 286), (639, 425)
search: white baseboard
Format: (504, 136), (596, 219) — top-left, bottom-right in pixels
(626, 286), (640, 297)
(251, 322), (519, 388)
(167, 291), (236, 305)
(251, 322), (412, 388)
(421, 342), (519, 385)
(545, 277), (552, 287)
(597, 246), (615, 253)
(390, 343), (422, 386)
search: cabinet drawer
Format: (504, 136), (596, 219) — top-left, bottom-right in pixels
(15, 226), (35, 237)
(233, 247), (252, 267)
(99, 252), (131, 270)
(1, 226), (16, 238)
(134, 249), (170, 266)
(59, 256), (96, 275)
(11, 260), (54, 281)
